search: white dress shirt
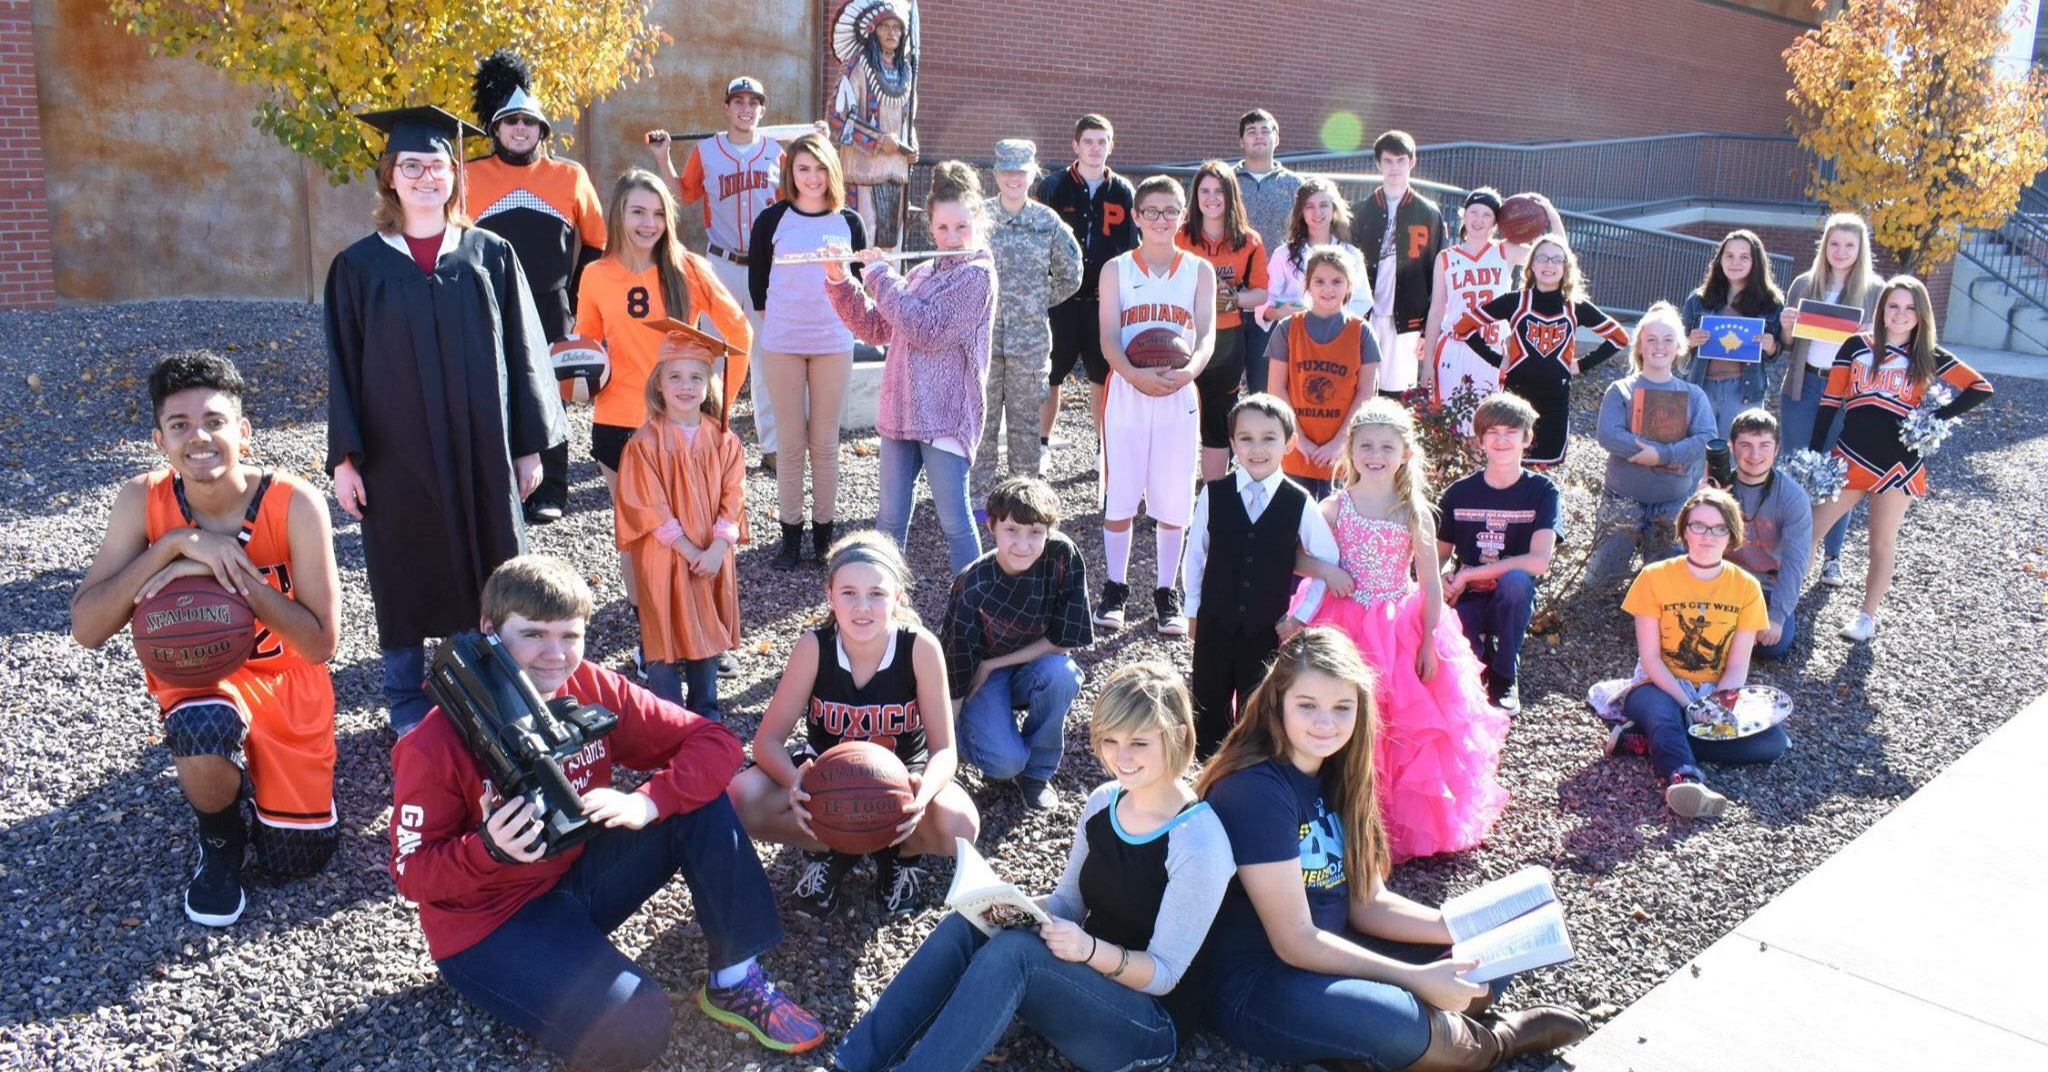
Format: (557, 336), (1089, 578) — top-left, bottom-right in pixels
(1183, 468), (1340, 622)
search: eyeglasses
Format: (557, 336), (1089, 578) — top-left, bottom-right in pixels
(1532, 254), (1567, 266)
(499, 115), (542, 129)
(1686, 522), (1731, 537)
(1136, 206), (1184, 221)
(397, 160), (452, 180)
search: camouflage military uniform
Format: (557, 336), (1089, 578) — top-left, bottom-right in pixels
(974, 195), (1082, 502)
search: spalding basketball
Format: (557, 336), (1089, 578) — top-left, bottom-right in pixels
(552, 336), (610, 405)
(1496, 194), (1551, 245)
(133, 577), (256, 687)
(1125, 327), (1192, 370)
(802, 741), (914, 855)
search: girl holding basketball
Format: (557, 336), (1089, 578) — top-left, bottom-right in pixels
(1093, 175), (1217, 637)
(1175, 160), (1269, 482)
(1421, 188), (1561, 414)
(1450, 235), (1629, 466)
(833, 662), (1234, 1072)
(727, 532), (980, 917)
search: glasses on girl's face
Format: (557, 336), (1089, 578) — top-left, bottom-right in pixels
(397, 160), (452, 180)
(1136, 206), (1184, 222)
(1686, 522), (1731, 538)
(1533, 254), (1567, 266)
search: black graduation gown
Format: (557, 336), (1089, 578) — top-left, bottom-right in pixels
(324, 227), (568, 649)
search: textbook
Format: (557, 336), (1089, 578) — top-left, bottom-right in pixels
(1629, 386), (1693, 444)
(1441, 866), (1576, 984)
(946, 837), (1054, 937)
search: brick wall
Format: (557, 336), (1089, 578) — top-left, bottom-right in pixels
(1673, 221), (1956, 329)
(0, 0), (54, 310)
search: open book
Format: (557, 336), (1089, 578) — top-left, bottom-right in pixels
(945, 837), (1053, 937)
(1440, 866), (1575, 984)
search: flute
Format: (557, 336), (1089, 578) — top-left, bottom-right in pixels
(772, 248), (981, 266)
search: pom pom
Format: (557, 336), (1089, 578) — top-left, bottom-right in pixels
(1899, 381), (1958, 457)
(1783, 448), (1848, 503)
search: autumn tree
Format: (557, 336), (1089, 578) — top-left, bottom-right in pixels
(108, 1), (668, 184)
(1785, 0), (2048, 275)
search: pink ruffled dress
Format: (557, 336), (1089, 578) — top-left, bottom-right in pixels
(1299, 493), (1511, 859)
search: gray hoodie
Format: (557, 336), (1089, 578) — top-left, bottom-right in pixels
(1596, 372), (1715, 505)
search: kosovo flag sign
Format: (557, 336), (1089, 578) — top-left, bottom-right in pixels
(1700, 315), (1766, 363)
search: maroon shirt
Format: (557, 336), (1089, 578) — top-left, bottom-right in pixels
(403, 231), (443, 275)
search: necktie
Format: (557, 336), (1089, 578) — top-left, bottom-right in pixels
(1246, 481), (1268, 522)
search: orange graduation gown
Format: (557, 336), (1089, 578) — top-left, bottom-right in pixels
(614, 418), (749, 662)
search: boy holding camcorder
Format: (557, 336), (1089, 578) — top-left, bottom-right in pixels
(388, 555), (823, 1070)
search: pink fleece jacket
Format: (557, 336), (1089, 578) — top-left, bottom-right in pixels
(826, 248), (995, 454)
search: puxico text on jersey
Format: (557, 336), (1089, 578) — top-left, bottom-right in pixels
(812, 698), (923, 738)
(719, 169), (776, 201)
(1122, 304), (1194, 329)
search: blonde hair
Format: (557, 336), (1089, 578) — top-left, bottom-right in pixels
(1301, 245), (1356, 307)
(778, 132), (848, 212)
(1197, 628), (1388, 895)
(642, 348), (724, 426)
(1088, 662), (1198, 781)
(1330, 398), (1436, 551)
(1629, 300), (1691, 373)
(371, 151), (472, 235)
(1808, 212), (1876, 308)
(1874, 275), (1941, 389)
(1522, 235), (1586, 304)
(603, 169), (694, 328)
(825, 531), (922, 627)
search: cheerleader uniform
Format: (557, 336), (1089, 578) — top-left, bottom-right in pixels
(1810, 337), (1993, 496)
(1452, 288), (1630, 465)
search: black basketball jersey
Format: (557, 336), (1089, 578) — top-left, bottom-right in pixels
(805, 619), (928, 766)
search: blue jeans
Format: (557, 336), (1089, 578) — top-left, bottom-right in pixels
(1754, 613), (1798, 662)
(437, 795), (783, 1072)
(878, 436), (982, 574)
(1586, 492), (1687, 589)
(958, 653), (1084, 783)
(1453, 568), (1538, 685)
(1779, 368), (1849, 560)
(646, 658), (721, 721)
(1697, 376), (1747, 440)
(382, 644), (431, 732)
(1242, 321), (1272, 394)
(834, 914), (1177, 1072)
(1622, 683), (1791, 782)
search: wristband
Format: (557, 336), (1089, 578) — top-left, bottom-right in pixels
(1089, 935), (1099, 964)
(1106, 944), (1132, 979)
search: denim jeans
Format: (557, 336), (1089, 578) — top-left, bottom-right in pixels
(1204, 932), (1509, 1067)
(1753, 612), (1798, 662)
(1453, 568), (1538, 686)
(436, 794), (783, 1072)
(1779, 367), (1849, 561)
(957, 653), (1084, 783)
(1622, 683), (1791, 782)
(1242, 319), (1272, 394)
(1586, 492), (1688, 589)
(381, 644), (431, 732)
(834, 914), (1177, 1072)
(1698, 376), (1745, 439)
(646, 658), (721, 721)
(878, 436), (983, 574)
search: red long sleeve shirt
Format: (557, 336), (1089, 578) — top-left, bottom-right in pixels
(388, 659), (744, 959)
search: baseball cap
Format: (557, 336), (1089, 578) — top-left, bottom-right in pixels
(726, 76), (767, 102)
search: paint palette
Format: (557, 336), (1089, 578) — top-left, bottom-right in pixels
(1687, 685), (1794, 740)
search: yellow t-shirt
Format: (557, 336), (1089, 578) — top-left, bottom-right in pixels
(1621, 557), (1767, 685)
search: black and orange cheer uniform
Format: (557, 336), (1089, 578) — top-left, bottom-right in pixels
(1810, 336), (1993, 496)
(804, 619), (928, 772)
(1453, 288), (1630, 465)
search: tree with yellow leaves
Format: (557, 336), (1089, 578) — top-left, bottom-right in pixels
(1785, 0), (2048, 275)
(109, 1), (668, 184)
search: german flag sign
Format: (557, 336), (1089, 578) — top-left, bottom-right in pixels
(1792, 299), (1863, 345)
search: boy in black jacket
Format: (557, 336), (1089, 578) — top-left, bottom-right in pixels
(1037, 113), (1138, 447)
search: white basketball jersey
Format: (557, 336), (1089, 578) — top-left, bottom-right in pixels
(1115, 248), (1200, 351)
(1438, 240), (1514, 346)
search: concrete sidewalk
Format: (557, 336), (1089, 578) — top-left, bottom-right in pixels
(1551, 693), (2048, 1072)
(1944, 341), (2048, 382)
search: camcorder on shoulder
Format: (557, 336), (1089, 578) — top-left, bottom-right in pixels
(426, 631), (619, 861)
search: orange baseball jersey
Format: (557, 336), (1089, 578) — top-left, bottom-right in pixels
(575, 252), (753, 430)
(142, 468), (336, 830)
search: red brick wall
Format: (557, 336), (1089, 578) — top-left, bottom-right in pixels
(0, 0), (54, 310)
(859, 0), (1809, 166)
(1673, 221), (1956, 329)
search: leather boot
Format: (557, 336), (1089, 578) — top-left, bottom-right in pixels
(1397, 1008), (1503, 1072)
(775, 522), (804, 571)
(1483, 1004), (1590, 1063)
(810, 520), (835, 565)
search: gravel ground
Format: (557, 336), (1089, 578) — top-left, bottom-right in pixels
(2, 299), (2044, 1072)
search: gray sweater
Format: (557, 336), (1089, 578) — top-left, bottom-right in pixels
(1728, 472), (1814, 629)
(1596, 372), (1716, 504)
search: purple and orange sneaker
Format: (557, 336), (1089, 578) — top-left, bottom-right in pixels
(698, 963), (826, 1053)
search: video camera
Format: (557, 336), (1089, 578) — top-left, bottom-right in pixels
(426, 631), (619, 861)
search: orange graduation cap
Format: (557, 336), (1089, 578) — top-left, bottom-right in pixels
(640, 316), (747, 428)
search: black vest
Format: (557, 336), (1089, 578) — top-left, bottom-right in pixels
(1198, 475), (1309, 634)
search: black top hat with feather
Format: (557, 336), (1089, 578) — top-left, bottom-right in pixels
(473, 50), (551, 138)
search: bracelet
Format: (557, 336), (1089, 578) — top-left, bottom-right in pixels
(1088, 935), (1099, 964)
(1106, 944), (1132, 979)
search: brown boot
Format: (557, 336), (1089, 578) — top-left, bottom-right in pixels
(1398, 1008), (1504, 1072)
(1483, 1003), (1590, 1062)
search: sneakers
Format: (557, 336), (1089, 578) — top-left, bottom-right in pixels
(632, 644), (649, 681)
(1840, 611), (1878, 642)
(1665, 775), (1728, 819)
(1093, 580), (1130, 630)
(791, 850), (858, 919)
(698, 962), (826, 1054)
(1820, 558), (1844, 587)
(1154, 586), (1187, 636)
(1018, 777), (1058, 811)
(1487, 675), (1521, 713)
(875, 852), (931, 916)
(184, 831), (247, 928)
(1603, 721), (1648, 757)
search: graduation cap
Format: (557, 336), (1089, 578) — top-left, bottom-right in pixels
(641, 316), (739, 356)
(356, 105), (486, 158)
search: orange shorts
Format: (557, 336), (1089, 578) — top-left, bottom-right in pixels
(158, 659), (337, 831)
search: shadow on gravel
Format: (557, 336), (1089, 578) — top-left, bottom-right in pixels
(224, 983), (527, 1072)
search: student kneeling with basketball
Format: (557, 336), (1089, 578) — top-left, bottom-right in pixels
(389, 556), (824, 1068)
(728, 532), (980, 918)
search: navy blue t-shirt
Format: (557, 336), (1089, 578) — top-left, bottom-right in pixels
(1201, 758), (1350, 972)
(1436, 469), (1561, 570)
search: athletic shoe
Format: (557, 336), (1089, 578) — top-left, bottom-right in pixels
(1665, 776), (1728, 819)
(718, 651), (739, 678)
(184, 832), (247, 928)
(1093, 580), (1129, 630)
(1840, 611), (1878, 642)
(632, 645), (649, 681)
(1603, 721), (1648, 757)
(1487, 676), (1521, 713)
(1154, 587), (1187, 637)
(875, 852), (931, 916)
(1018, 777), (1058, 811)
(1820, 558), (1844, 587)
(791, 851), (858, 919)
(698, 963), (826, 1054)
